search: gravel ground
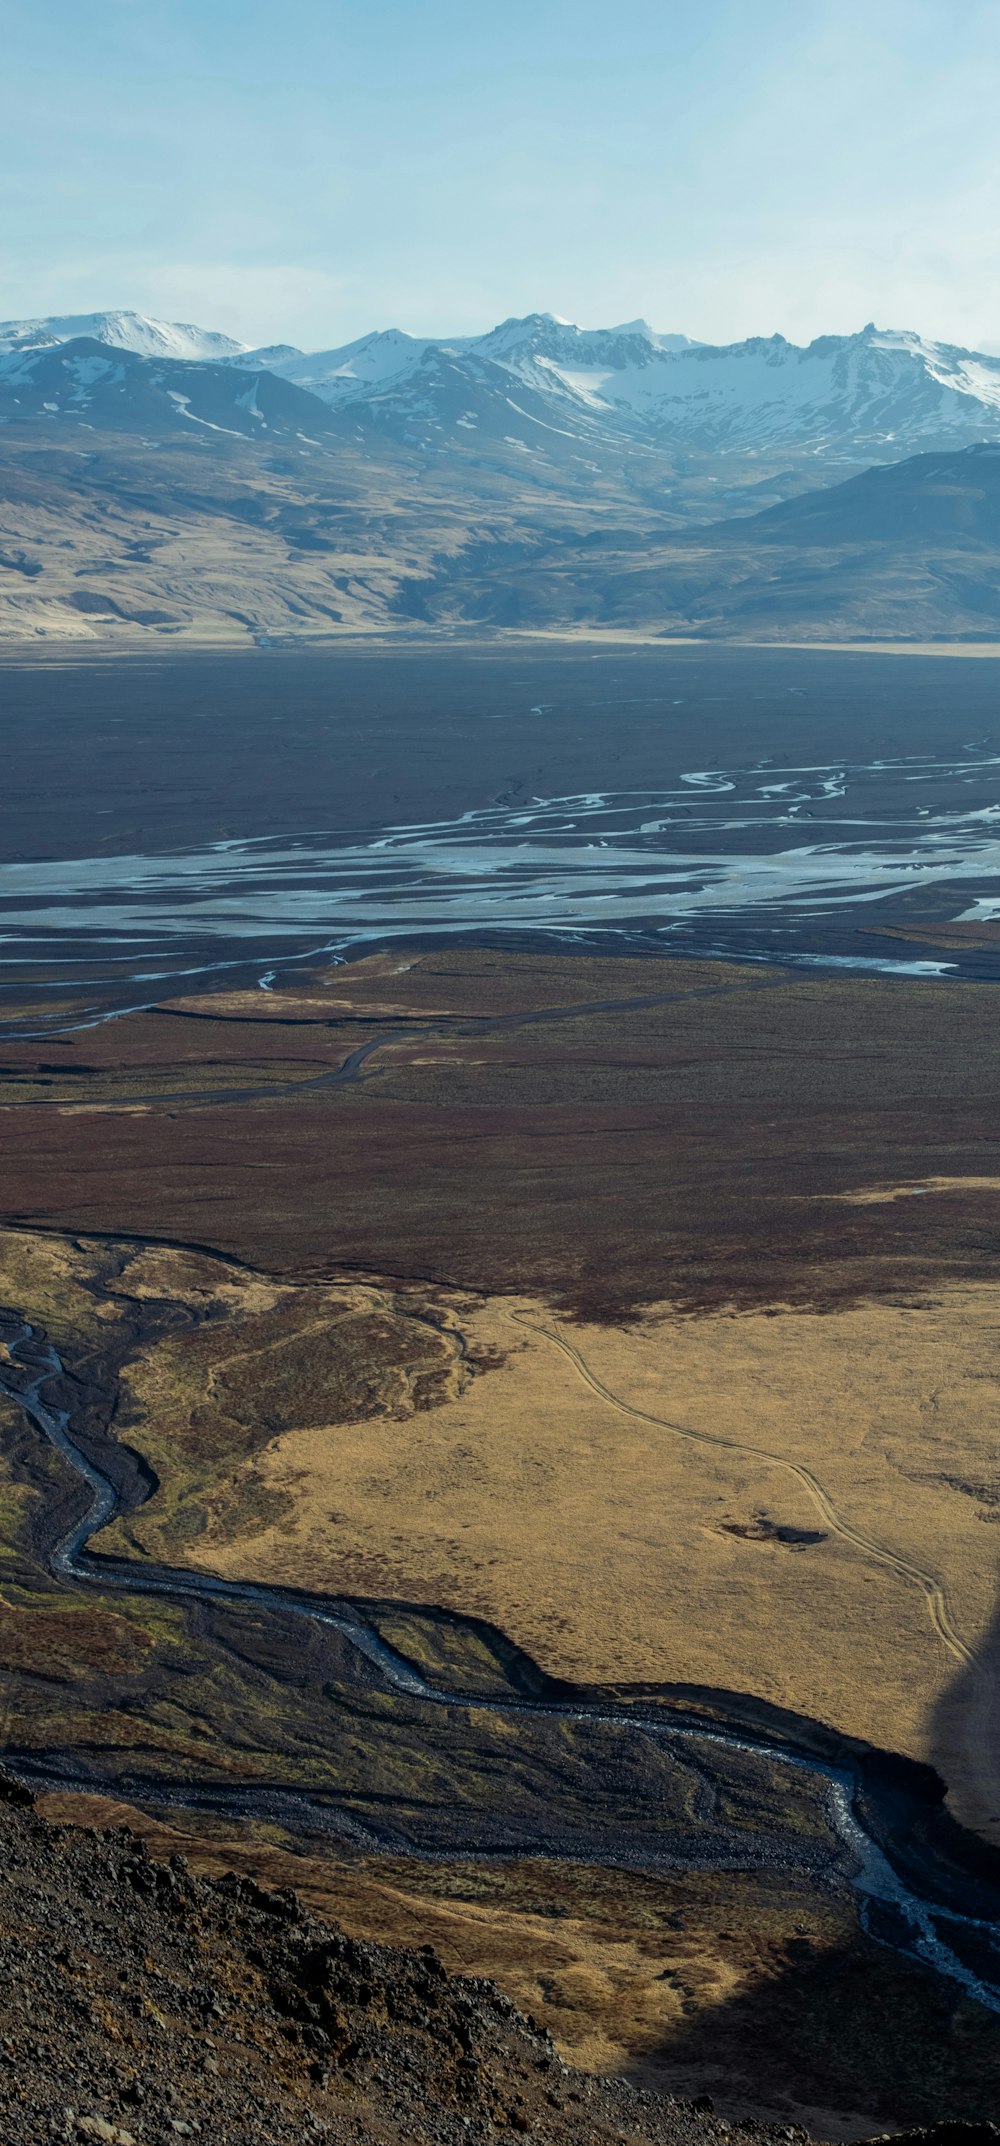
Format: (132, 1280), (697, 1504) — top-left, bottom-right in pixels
(0, 1773), (994, 2146)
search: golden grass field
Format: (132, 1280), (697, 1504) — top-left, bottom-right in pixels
(93, 1245), (1000, 1845)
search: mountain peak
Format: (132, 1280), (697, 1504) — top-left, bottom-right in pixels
(0, 309), (248, 362)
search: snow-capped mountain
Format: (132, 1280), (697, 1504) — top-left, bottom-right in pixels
(567, 323), (1000, 452)
(469, 312), (695, 376)
(294, 339), (630, 464)
(0, 337), (341, 439)
(224, 314), (1000, 461)
(248, 313), (696, 410)
(0, 310), (247, 363)
(6, 307), (1000, 472)
(259, 326), (445, 402)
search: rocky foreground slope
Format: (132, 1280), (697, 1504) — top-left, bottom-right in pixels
(0, 1773), (992, 2146)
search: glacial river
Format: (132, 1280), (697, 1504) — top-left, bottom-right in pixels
(5, 745), (1000, 1026)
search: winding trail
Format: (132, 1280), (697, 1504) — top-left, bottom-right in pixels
(512, 1311), (976, 1671)
(1, 1313), (999, 2016)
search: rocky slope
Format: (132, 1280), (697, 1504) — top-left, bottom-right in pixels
(0, 344), (693, 643)
(432, 443), (1000, 639)
(0, 1772), (991, 2146)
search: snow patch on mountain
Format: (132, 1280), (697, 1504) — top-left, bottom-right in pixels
(467, 320), (1000, 452)
(534, 359), (617, 409)
(0, 311), (248, 362)
(258, 327), (474, 402)
(249, 315), (699, 432)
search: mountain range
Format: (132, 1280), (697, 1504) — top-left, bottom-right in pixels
(241, 314), (1000, 463)
(6, 305), (1000, 460)
(2, 307), (1000, 642)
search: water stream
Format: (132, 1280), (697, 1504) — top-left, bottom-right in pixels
(2, 1318), (1000, 2013)
(9, 747), (1000, 1030)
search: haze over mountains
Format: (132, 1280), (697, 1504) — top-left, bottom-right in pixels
(2, 306), (1000, 643)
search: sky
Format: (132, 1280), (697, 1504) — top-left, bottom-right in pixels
(3, 0), (1000, 353)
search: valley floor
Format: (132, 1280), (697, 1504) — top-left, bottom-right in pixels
(3, 945), (1000, 2130)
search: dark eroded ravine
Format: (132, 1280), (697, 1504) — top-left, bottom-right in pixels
(2, 1314), (1000, 2019)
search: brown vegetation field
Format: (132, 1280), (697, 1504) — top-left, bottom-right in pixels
(4, 947), (1000, 1320)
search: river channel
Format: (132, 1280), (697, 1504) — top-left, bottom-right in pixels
(3, 1315), (1000, 2020)
(8, 745), (1000, 1033)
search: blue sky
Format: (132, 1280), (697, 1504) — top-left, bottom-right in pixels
(3, 0), (1000, 351)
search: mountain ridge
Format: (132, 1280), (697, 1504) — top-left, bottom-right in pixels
(0, 309), (247, 363)
(233, 315), (1000, 460)
(0, 335), (347, 440)
(7, 308), (1000, 461)
(429, 441), (1000, 641)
